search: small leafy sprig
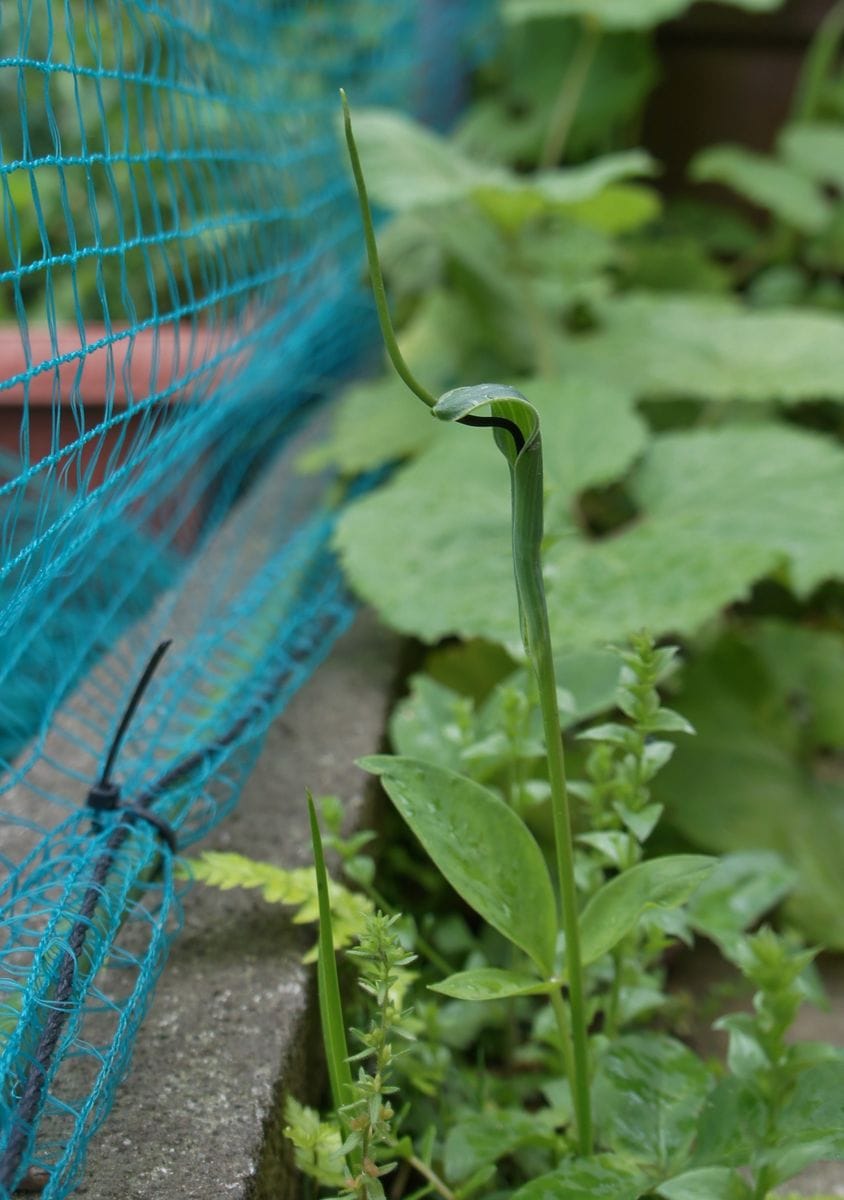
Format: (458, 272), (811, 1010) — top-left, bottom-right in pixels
(339, 912), (417, 1200)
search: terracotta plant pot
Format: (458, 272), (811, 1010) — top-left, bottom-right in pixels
(0, 322), (219, 551)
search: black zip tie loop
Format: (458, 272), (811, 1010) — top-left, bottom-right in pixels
(98, 640), (172, 786)
(86, 640), (171, 832)
(118, 804), (178, 854)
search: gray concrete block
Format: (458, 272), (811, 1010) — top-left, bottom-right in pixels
(76, 611), (402, 1200)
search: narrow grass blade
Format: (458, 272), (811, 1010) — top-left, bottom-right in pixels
(307, 792), (354, 1121)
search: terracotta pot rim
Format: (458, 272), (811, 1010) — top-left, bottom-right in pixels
(0, 321), (231, 408)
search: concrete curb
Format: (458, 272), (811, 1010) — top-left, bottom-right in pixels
(77, 611), (402, 1199)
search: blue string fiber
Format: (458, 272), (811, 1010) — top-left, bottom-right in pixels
(0, 1), (487, 1195)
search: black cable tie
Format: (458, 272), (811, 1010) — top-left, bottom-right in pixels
(86, 640), (172, 835)
(118, 805), (178, 854)
(86, 781), (121, 831)
(99, 640), (172, 786)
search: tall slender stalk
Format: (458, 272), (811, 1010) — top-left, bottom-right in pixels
(539, 17), (601, 170)
(790, 0), (844, 123)
(503, 402), (592, 1154)
(341, 92), (593, 1154)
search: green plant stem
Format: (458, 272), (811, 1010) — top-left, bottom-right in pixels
(510, 468), (592, 1152)
(605, 943), (624, 1040)
(791, 0), (844, 122)
(549, 986), (578, 1105)
(534, 635), (593, 1154)
(402, 1153), (458, 1200)
(539, 17), (601, 169)
(341, 89), (436, 409)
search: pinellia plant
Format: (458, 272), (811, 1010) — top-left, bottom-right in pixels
(287, 92), (844, 1200)
(341, 86), (599, 1153)
(197, 90), (844, 1200)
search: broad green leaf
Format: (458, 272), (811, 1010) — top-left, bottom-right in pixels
(299, 371), (443, 476)
(761, 1061), (844, 1183)
(780, 122), (844, 191)
(360, 755), (557, 974)
(657, 1167), (752, 1200)
(350, 107), (655, 226)
(456, 27), (657, 166)
(631, 425), (844, 596)
(444, 1109), (559, 1183)
(686, 851), (796, 950)
(593, 1033), (713, 1170)
(341, 416), (844, 651)
(509, 1154), (648, 1200)
(655, 632), (844, 947)
(337, 370), (844, 657)
(690, 145), (830, 233)
(556, 293), (844, 404)
(559, 183), (661, 233)
(430, 967), (553, 1001)
(579, 855), (715, 967)
(335, 374), (649, 648)
(337, 448), (774, 651)
(503, 0), (783, 30)
(346, 107), (500, 210)
(692, 1077), (768, 1168)
(389, 674), (472, 774)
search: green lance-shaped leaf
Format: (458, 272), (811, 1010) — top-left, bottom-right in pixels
(430, 967), (555, 1001)
(307, 793), (355, 1129)
(360, 756), (557, 975)
(579, 854), (715, 967)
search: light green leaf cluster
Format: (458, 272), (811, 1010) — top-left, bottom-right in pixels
(337, 414), (844, 651)
(187, 849), (373, 958)
(502, 0), (784, 31)
(781, 122), (844, 189)
(283, 1096), (347, 1189)
(556, 293), (844, 403)
(654, 624), (844, 948)
(345, 107), (655, 223)
(691, 145), (831, 234)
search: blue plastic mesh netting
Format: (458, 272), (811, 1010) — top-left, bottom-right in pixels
(0, 3), (488, 1195)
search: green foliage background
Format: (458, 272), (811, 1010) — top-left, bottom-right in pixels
(313, 0), (844, 948)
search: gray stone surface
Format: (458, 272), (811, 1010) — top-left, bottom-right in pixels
(75, 610), (401, 1200)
